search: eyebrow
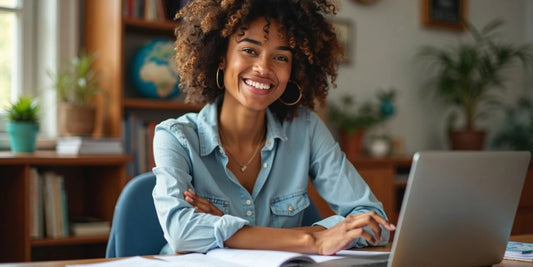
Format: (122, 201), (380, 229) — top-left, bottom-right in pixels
(237, 38), (292, 52)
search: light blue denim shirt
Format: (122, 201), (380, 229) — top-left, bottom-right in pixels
(152, 100), (389, 254)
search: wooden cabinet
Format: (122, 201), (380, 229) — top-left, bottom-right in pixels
(83, 0), (199, 139)
(308, 156), (533, 235)
(0, 151), (131, 262)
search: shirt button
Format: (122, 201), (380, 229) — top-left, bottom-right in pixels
(245, 200), (252, 205)
(263, 163), (268, 168)
(267, 141), (272, 146)
(246, 210), (252, 216)
(218, 148), (223, 154)
(288, 206), (294, 212)
(224, 201), (230, 205)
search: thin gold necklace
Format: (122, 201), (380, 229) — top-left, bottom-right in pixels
(219, 129), (265, 173)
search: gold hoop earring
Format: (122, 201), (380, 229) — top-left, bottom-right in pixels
(279, 80), (303, 106)
(216, 68), (224, 89)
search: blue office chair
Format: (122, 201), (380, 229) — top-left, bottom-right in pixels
(106, 172), (322, 257)
(106, 172), (166, 257)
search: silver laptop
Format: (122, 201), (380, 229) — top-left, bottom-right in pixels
(313, 151), (530, 267)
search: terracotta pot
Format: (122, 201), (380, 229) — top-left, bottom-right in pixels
(59, 103), (95, 136)
(450, 130), (486, 150)
(340, 129), (364, 160)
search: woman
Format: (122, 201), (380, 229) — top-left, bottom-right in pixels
(153, 0), (395, 255)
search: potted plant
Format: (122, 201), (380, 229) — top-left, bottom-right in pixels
(418, 19), (533, 150)
(4, 96), (40, 153)
(50, 51), (100, 136)
(329, 90), (395, 159)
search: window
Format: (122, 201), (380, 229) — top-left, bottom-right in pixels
(0, 0), (22, 110)
(0, 0), (79, 145)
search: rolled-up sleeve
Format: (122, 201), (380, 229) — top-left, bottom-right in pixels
(152, 124), (248, 253)
(306, 112), (390, 247)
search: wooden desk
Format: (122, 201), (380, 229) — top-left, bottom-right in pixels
(2, 235), (532, 267)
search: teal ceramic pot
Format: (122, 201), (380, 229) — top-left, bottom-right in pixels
(7, 122), (39, 153)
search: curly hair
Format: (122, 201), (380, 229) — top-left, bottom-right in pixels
(175, 0), (343, 120)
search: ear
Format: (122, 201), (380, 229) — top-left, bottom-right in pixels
(218, 58), (226, 70)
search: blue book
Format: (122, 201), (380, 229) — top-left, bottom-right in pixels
(507, 242), (533, 254)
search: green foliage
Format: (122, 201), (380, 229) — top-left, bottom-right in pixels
(329, 90), (394, 135)
(5, 96), (39, 123)
(417, 19), (533, 131)
(50, 51), (100, 106)
(491, 97), (533, 153)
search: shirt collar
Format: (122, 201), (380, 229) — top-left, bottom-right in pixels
(197, 98), (288, 156)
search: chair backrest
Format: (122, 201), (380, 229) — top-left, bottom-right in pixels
(106, 172), (166, 257)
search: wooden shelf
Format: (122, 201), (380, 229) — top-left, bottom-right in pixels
(31, 236), (108, 247)
(0, 151), (132, 166)
(123, 17), (177, 32)
(0, 151), (131, 262)
(123, 98), (202, 111)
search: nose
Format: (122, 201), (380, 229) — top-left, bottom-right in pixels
(253, 54), (272, 76)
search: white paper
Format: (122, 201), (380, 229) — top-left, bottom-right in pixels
(67, 256), (170, 267)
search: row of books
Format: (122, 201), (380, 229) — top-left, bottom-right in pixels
(123, 0), (189, 22)
(29, 169), (110, 239)
(30, 169), (68, 239)
(123, 114), (157, 177)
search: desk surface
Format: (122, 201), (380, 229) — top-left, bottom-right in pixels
(2, 235), (532, 267)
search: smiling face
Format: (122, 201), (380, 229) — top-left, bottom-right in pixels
(221, 17), (293, 112)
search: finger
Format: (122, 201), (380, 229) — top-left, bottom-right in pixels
(347, 215), (382, 241)
(366, 211), (396, 231)
(351, 212), (396, 231)
(347, 228), (376, 246)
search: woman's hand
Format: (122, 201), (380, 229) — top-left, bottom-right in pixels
(311, 211), (396, 255)
(183, 189), (224, 216)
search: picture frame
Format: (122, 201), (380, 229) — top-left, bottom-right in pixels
(421, 0), (467, 31)
(331, 19), (353, 64)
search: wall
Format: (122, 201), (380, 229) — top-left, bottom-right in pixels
(332, 0), (531, 155)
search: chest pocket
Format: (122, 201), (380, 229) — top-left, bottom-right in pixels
(270, 192), (310, 228)
(198, 195), (231, 215)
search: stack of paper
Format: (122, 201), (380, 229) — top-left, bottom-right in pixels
(56, 136), (124, 155)
(70, 217), (111, 237)
(504, 241), (533, 262)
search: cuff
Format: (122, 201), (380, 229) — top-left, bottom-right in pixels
(213, 215), (250, 248)
(312, 215), (345, 229)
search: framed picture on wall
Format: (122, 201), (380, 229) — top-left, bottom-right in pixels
(331, 19), (352, 64)
(421, 0), (467, 31)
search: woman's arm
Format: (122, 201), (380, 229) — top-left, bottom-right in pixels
(225, 212), (395, 255)
(184, 189), (395, 255)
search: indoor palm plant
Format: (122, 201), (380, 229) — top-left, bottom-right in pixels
(5, 96), (40, 153)
(418, 19), (533, 150)
(51, 51), (100, 136)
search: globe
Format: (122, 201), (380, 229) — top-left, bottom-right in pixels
(130, 39), (180, 99)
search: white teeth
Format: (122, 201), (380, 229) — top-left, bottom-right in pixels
(245, 79), (271, 90)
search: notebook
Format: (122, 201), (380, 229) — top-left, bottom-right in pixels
(312, 151), (530, 267)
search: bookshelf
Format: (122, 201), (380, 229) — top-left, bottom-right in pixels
(0, 151), (131, 262)
(83, 0), (200, 176)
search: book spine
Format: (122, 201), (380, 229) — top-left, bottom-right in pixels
(60, 176), (69, 236)
(43, 172), (55, 238)
(29, 168), (42, 238)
